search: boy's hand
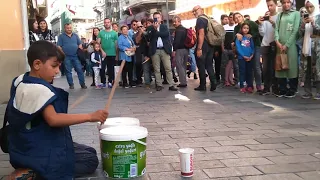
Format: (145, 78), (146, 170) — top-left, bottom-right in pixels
(90, 110), (108, 123)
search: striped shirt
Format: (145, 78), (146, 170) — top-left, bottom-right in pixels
(223, 24), (236, 50)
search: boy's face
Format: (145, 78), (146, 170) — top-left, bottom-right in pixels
(33, 57), (60, 83)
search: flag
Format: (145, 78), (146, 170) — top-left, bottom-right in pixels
(66, 4), (76, 15)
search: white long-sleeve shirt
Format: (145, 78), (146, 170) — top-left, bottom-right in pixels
(259, 14), (278, 47)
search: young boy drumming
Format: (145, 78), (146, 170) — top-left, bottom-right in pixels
(5, 41), (108, 179)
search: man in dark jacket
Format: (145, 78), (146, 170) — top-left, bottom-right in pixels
(172, 16), (188, 87)
(148, 12), (178, 91)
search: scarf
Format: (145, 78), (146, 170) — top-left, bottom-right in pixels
(303, 0), (320, 56)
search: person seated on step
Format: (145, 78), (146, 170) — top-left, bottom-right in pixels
(5, 40), (108, 179)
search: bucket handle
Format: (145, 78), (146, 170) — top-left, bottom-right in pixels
(133, 139), (147, 146)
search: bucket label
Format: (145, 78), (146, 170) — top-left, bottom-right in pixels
(101, 138), (147, 178)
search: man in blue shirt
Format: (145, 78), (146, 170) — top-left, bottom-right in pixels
(57, 23), (87, 89)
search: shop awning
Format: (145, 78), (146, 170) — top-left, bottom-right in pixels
(126, 15), (135, 25)
(169, 0), (235, 15)
(135, 12), (149, 21)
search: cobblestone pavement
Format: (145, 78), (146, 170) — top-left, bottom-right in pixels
(1, 76), (320, 180)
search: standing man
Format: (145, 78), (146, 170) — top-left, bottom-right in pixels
(234, 12), (262, 92)
(57, 23), (87, 89)
(148, 12), (178, 91)
(97, 18), (118, 88)
(192, 5), (217, 91)
(172, 16), (188, 87)
(221, 13), (238, 86)
(258, 0), (279, 95)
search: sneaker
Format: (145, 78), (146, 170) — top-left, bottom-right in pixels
(314, 93), (320, 100)
(246, 87), (254, 93)
(260, 89), (271, 96)
(274, 90), (286, 98)
(81, 84), (87, 89)
(90, 83), (95, 87)
(156, 86), (163, 91)
(101, 84), (107, 88)
(108, 82), (113, 88)
(285, 91), (296, 98)
(124, 85), (130, 89)
(95, 86), (101, 89)
(177, 84), (187, 88)
(194, 86), (206, 91)
(256, 85), (263, 93)
(145, 85), (151, 89)
(210, 84), (217, 91)
(302, 93), (313, 99)
(169, 86), (178, 91)
(69, 85), (75, 89)
(240, 88), (246, 93)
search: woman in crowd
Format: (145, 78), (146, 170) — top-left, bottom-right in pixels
(118, 25), (136, 88)
(274, 0), (300, 98)
(37, 19), (55, 43)
(28, 19), (39, 45)
(89, 27), (101, 86)
(300, 0), (320, 99)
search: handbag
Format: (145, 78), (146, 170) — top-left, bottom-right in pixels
(275, 52), (289, 71)
(124, 36), (135, 56)
(0, 107), (9, 153)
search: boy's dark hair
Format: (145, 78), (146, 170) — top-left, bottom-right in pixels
(112, 22), (118, 27)
(131, 19), (138, 25)
(146, 18), (154, 23)
(229, 12), (234, 17)
(27, 41), (65, 67)
(244, 15), (250, 18)
(120, 25), (129, 31)
(153, 12), (161, 17)
(221, 14), (228, 20)
(266, 0), (277, 3)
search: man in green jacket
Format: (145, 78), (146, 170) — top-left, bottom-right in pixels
(233, 12), (262, 92)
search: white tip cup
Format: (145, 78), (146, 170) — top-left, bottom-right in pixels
(179, 148), (194, 177)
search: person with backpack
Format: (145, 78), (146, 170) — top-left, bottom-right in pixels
(192, 5), (225, 91)
(172, 16), (189, 87)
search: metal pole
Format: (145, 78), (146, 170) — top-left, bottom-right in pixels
(166, 0), (169, 28)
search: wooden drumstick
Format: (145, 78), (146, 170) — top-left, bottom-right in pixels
(105, 60), (126, 111)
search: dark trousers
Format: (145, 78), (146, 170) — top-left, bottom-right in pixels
(261, 45), (278, 92)
(239, 59), (253, 88)
(278, 78), (298, 93)
(196, 49), (216, 87)
(100, 56), (116, 84)
(74, 142), (99, 178)
(122, 61), (133, 85)
(214, 46), (222, 82)
(60, 62), (66, 76)
(135, 47), (143, 84)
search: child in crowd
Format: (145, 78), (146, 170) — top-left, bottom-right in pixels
(235, 23), (255, 93)
(6, 41), (108, 179)
(91, 42), (106, 89)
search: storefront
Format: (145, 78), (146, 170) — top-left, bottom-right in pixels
(0, 0), (48, 103)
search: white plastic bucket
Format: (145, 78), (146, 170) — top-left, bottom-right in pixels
(100, 126), (148, 178)
(97, 117), (140, 130)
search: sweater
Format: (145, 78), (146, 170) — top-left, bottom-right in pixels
(234, 20), (261, 47)
(235, 36), (255, 59)
(259, 14), (279, 46)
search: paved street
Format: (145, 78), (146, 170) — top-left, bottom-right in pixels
(1, 76), (320, 180)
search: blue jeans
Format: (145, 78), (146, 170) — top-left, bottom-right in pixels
(142, 56), (152, 85)
(65, 56), (85, 86)
(189, 49), (197, 72)
(85, 59), (92, 75)
(253, 47), (262, 86)
(239, 58), (253, 88)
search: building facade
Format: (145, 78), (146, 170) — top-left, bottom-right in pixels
(93, 0), (121, 29)
(50, 0), (96, 39)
